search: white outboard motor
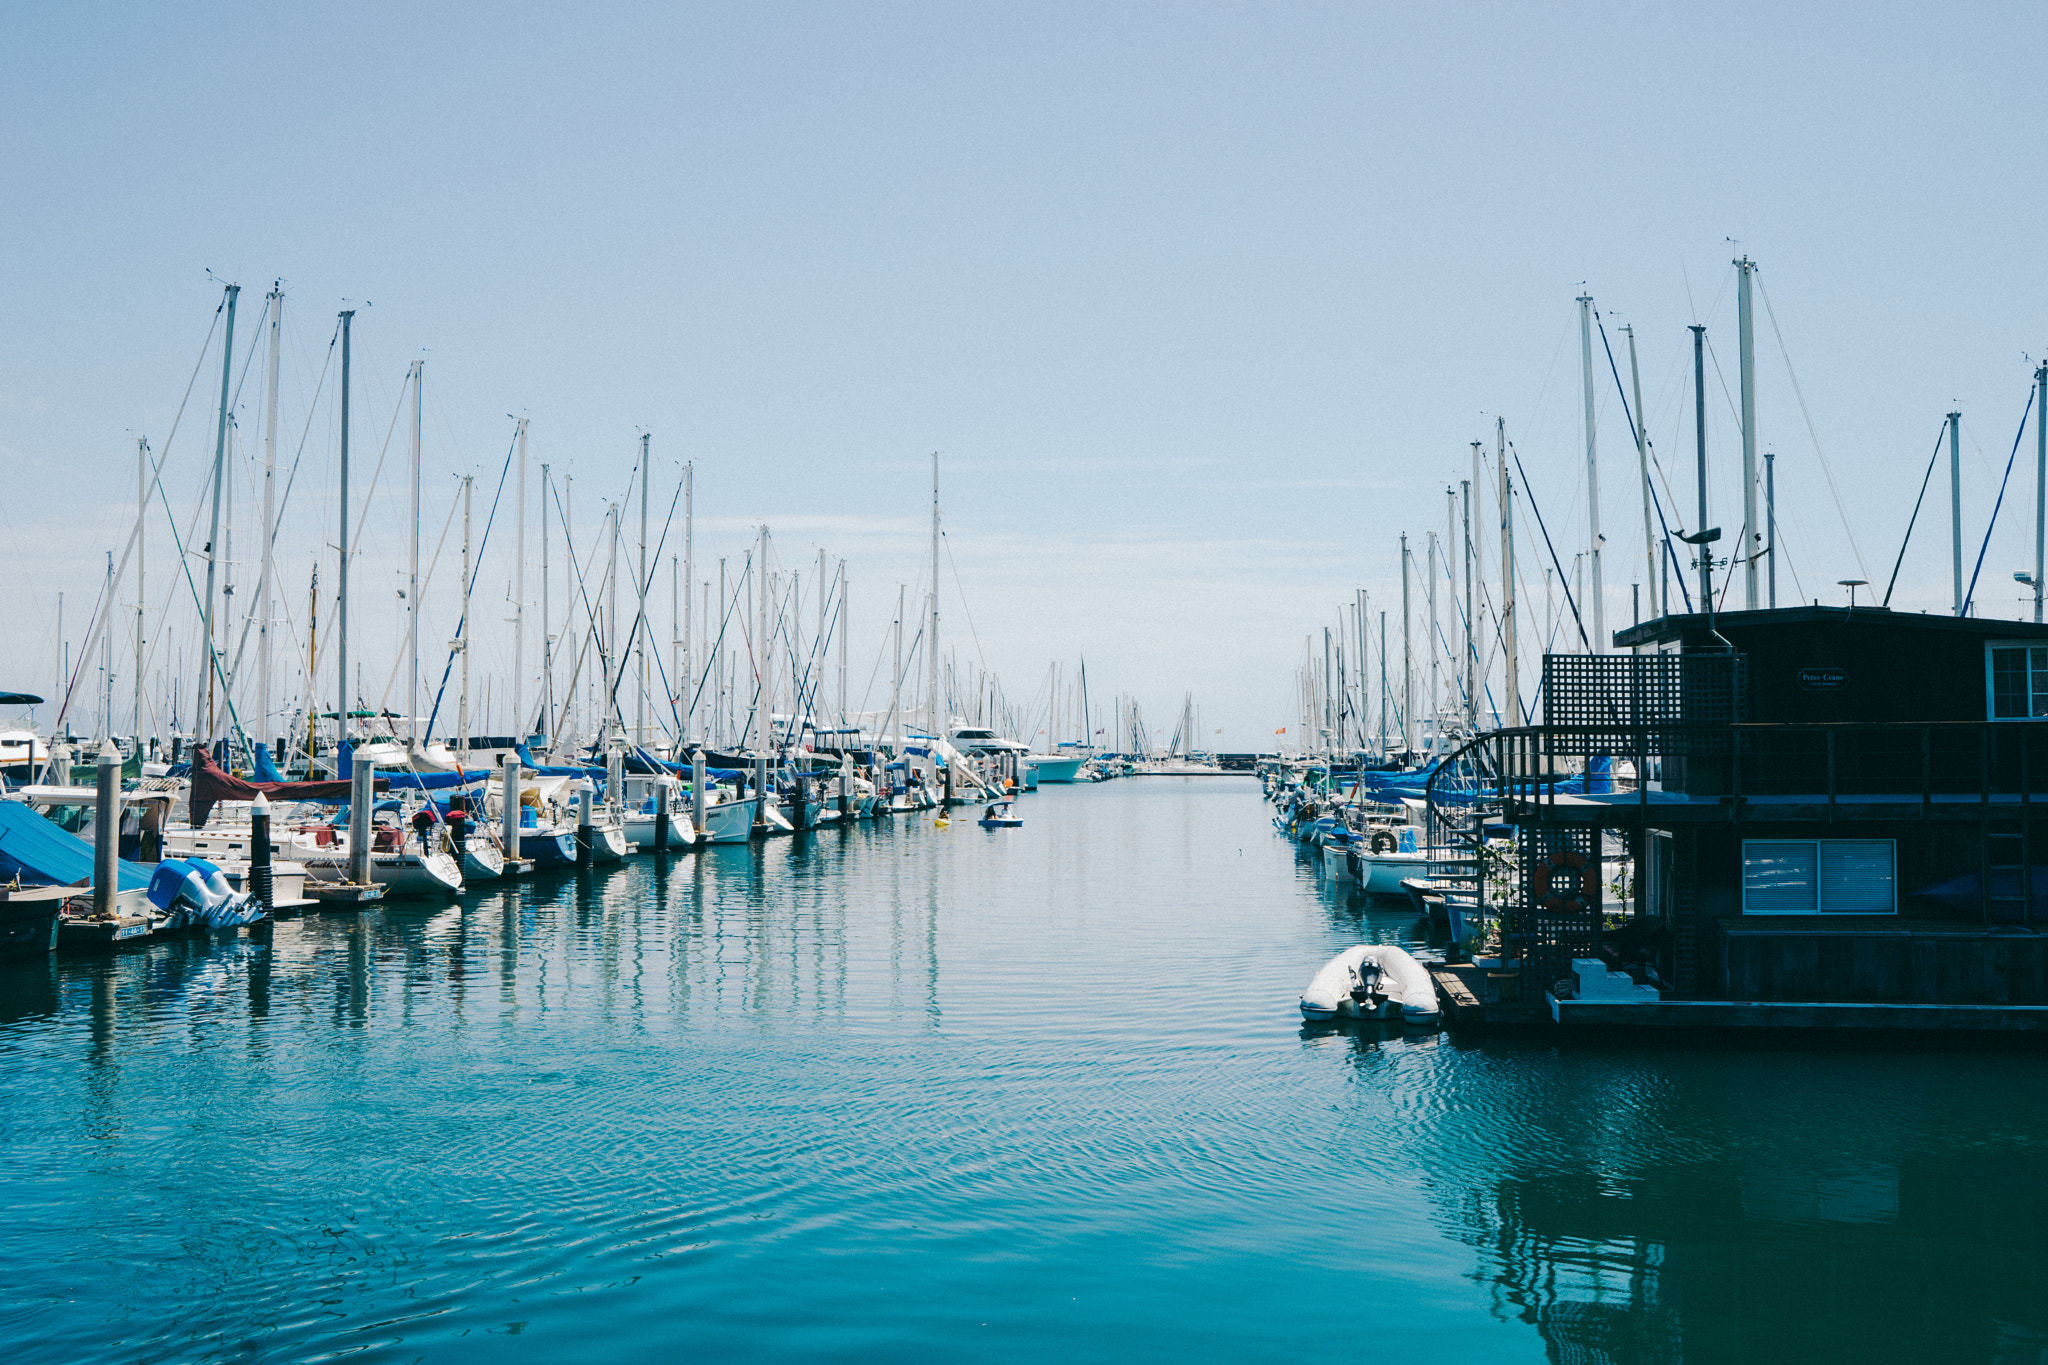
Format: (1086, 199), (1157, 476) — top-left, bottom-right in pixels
(1300, 944), (1441, 1024)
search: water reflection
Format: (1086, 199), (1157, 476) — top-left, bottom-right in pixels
(1419, 1037), (2048, 1365)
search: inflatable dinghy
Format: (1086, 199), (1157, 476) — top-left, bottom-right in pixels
(1300, 944), (1440, 1023)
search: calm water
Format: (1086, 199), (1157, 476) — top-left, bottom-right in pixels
(3, 778), (2046, 1364)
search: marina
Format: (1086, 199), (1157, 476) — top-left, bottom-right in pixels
(6, 778), (2048, 1363)
(9, 5), (2048, 1360)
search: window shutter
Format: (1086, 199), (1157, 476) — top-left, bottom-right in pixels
(1819, 841), (1895, 913)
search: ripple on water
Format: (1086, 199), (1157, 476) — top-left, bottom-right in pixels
(3, 781), (2048, 1364)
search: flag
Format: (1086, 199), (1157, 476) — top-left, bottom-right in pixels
(1275, 727), (1286, 735)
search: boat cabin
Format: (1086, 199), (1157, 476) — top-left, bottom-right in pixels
(1436, 604), (2048, 1026)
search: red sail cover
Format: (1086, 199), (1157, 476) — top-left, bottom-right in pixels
(188, 745), (386, 827)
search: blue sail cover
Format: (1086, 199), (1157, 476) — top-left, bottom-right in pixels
(0, 802), (152, 890)
(251, 743), (286, 782)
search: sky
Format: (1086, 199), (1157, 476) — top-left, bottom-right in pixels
(3, 1), (2046, 751)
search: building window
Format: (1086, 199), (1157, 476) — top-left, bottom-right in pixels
(1987, 643), (2048, 719)
(1742, 839), (1896, 914)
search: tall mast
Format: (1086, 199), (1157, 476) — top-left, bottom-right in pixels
(1427, 529), (1440, 745)
(756, 525), (770, 752)
(606, 503), (619, 735)
(1736, 257), (1761, 610)
(336, 307), (353, 761)
(688, 466), (696, 749)
(459, 474), (473, 755)
(407, 359), (422, 745)
(1625, 324), (1658, 619)
(135, 438), (147, 744)
(1692, 326), (1711, 613)
(1950, 410), (1965, 615)
(1765, 450), (1778, 609)
(637, 433), (649, 746)
(889, 586), (904, 759)
(514, 418), (528, 739)
(1578, 293), (1605, 652)
(1460, 475), (1474, 730)
(203, 283), (240, 744)
(927, 452), (940, 737)
(541, 464), (552, 741)
(258, 284), (281, 750)
(2037, 364), (2047, 624)
(1400, 533), (1413, 754)
(837, 565), (848, 726)
(1499, 417), (1518, 726)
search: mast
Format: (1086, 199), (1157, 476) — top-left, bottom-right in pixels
(202, 283), (240, 744)
(258, 284), (281, 749)
(756, 525), (770, 753)
(1736, 257), (1761, 610)
(837, 562), (848, 726)
(1499, 418), (1518, 726)
(1427, 529), (1439, 746)
(1625, 323), (1659, 619)
(135, 439), (147, 746)
(1950, 410), (1965, 615)
(681, 462), (693, 741)
(1460, 475), (1474, 730)
(1377, 611), (1388, 751)
(927, 452), (940, 737)
(1692, 326), (1711, 613)
(606, 503), (620, 735)
(1765, 450), (1778, 609)
(2037, 364), (2047, 624)
(541, 464), (552, 741)
(1400, 533), (1413, 755)
(336, 308), (353, 764)
(459, 474), (473, 755)
(637, 433), (649, 747)
(1578, 293), (1605, 651)
(513, 418), (529, 739)
(407, 359), (422, 746)
(889, 584), (903, 760)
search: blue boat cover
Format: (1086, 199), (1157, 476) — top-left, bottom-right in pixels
(0, 802), (151, 890)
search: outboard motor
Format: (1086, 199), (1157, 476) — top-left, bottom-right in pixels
(147, 856), (266, 930)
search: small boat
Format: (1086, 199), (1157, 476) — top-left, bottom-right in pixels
(1299, 944), (1441, 1024)
(978, 800), (1023, 829)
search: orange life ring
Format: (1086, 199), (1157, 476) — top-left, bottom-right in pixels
(1530, 848), (1591, 914)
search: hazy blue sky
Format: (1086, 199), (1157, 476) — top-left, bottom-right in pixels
(4, 2), (2045, 747)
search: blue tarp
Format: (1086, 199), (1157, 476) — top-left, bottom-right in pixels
(0, 802), (152, 891)
(252, 743), (285, 782)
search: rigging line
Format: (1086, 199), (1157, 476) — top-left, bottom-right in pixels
(939, 531), (988, 672)
(370, 488), (464, 718)
(1597, 317), (1697, 614)
(420, 425), (520, 744)
(1962, 382), (2039, 616)
(1880, 425), (1952, 608)
(1755, 275), (1872, 581)
(1507, 443), (1592, 650)
(682, 551), (754, 735)
(345, 364), (413, 561)
(600, 474), (692, 731)
(267, 319), (340, 561)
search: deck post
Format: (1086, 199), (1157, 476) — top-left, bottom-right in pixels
(93, 740), (119, 918)
(250, 792), (273, 913)
(349, 758), (373, 885)
(502, 752), (522, 865)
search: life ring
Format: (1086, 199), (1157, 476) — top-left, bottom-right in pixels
(1369, 830), (1396, 855)
(1531, 848), (1591, 913)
